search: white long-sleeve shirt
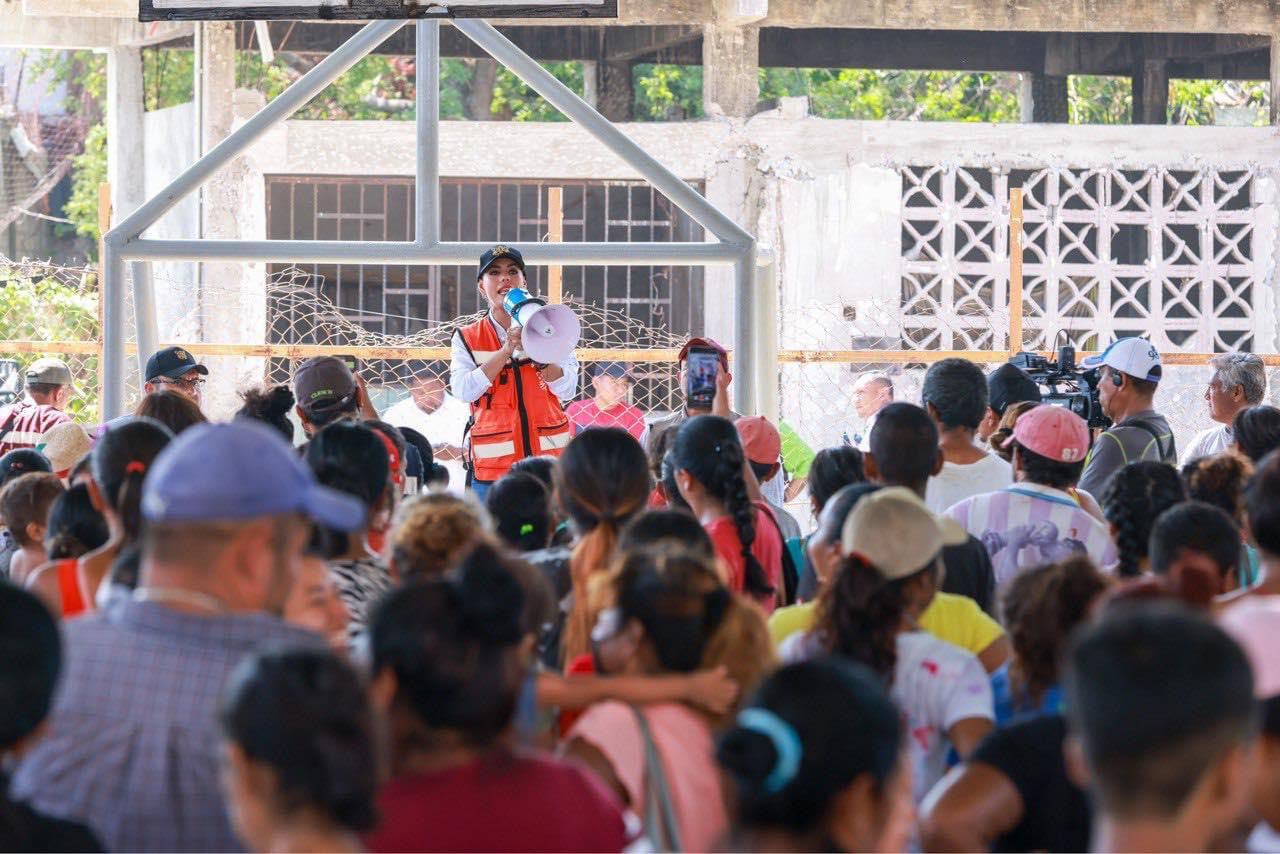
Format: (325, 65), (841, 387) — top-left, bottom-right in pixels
(449, 312), (579, 404)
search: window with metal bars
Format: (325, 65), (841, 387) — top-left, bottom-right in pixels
(265, 175), (707, 341)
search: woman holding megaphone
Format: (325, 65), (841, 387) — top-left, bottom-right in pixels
(450, 245), (579, 498)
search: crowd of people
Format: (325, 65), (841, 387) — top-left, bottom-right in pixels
(2, 246), (1280, 852)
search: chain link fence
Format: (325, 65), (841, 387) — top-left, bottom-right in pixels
(2, 253), (1277, 471)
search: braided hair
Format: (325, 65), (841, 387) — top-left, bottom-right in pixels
(673, 415), (773, 599)
(1101, 461), (1186, 578)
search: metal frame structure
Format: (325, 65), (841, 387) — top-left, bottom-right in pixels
(101, 18), (762, 419)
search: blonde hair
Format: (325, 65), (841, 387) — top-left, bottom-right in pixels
(391, 491), (491, 581)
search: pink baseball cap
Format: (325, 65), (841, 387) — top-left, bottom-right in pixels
(1220, 597), (1280, 699)
(1004, 404), (1089, 463)
(736, 416), (782, 465)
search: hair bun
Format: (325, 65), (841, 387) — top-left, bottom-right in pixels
(454, 542), (525, 645)
(717, 725), (780, 793)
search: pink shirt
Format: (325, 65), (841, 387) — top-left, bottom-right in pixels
(565, 399), (647, 441)
(567, 701), (727, 853)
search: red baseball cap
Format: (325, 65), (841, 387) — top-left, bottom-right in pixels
(736, 416), (782, 465)
(677, 337), (729, 369)
(1003, 404), (1089, 463)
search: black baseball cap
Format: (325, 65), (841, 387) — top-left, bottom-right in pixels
(590, 362), (632, 380)
(477, 245), (526, 281)
(145, 346), (209, 382)
(988, 363), (1042, 416)
(294, 356), (358, 415)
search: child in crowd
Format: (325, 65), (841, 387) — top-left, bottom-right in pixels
(0, 472), (63, 586)
(25, 483), (109, 617)
(485, 471), (555, 552)
(1100, 460), (1186, 578)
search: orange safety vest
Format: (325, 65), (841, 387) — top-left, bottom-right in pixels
(457, 316), (572, 482)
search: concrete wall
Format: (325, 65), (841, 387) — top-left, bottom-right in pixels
(141, 108), (1280, 439)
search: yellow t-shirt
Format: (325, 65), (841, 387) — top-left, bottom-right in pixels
(918, 592), (1004, 656)
(768, 593), (1002, 656)
(768, 601), (816, 647)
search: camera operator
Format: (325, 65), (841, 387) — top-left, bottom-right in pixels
(1077, 338), (1176, 499)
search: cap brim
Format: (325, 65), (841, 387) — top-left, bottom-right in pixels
(301, 483), (366, 531)
(161, 363), (209, 379)
(1079, 354), (1106, 369)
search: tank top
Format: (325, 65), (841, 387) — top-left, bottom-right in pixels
(57, 558), (87, 618)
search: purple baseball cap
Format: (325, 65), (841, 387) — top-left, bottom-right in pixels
(142, 420), (364, 530)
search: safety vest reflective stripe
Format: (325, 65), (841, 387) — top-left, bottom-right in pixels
(471, 350), (501, 363)
(5, 430), (47, 445)
(472, 439), (517, 460)
(539, 429), (572, 450)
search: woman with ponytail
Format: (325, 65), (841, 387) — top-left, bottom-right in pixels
(219, 648), (377, 853)
(1100, 460), (1186, 578)
(77, 417), (173, 609)
(673, 415), (784, 612)
(716, 659), (911, 853)
(365, 541), (626, 852)
(26, 483), (109, 617)
(562, 548), (743, 851)
(553, 427), (651, 665)
(780, 487), (993, 804)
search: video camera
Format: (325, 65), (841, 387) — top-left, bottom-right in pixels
(1009, 345), (1111, 431)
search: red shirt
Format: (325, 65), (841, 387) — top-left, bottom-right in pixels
(365, 751), (628, 853)
(0, 401), (70, 456)
(706, 502), (784, 613)
(565, 399), (646, 441)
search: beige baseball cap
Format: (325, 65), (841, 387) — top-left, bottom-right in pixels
(26, 357), (74, 387)
(840, 486), (967, 580)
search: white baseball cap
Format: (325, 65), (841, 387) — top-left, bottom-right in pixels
(1081, 337), (1162, 383)
(840, 487), (967, 580)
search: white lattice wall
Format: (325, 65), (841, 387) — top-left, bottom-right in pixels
(900, 164), (1278, 355)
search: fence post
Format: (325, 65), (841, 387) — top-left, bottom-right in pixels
(546, 186), (563, 304)
(754, 250), (779, 424)
(97, 182), (111, 416)
(1009, 187), (1024, 354)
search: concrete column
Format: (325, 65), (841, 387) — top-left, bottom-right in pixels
(596, 61), (633, 121)
(197, 22), (260, 416)
(582, 59), (599, 109)
(106, 46), (145, 223)
(1270, 33), (1280, 125)
(1132, 58), (1169, 124)
(1031, 74), (1069, 123)
(702, 18), (759, 118)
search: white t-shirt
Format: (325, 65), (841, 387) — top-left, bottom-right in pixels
(779, 629), (994, 803)
(383, 394), (470, 488)
(1180, 423), (1233, 467)
(925, 452), (1013, 514)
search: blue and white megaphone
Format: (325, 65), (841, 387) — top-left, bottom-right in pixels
(502, 287), (581, 364)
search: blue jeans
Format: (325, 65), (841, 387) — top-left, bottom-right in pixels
(471, 480), (492, 501)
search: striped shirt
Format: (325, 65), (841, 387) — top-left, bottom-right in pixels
(0, 400), (71, 456)
(946, 483), (1118, 587)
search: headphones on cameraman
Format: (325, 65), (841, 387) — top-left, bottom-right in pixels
(1111, 371), (1124, 388)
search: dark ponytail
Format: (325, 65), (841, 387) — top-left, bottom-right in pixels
(1101, 461), (1186, 578)
(673, 415), (774, 598)
(91, 417), (173, 546)
(813, 554), (906, 681)
(304, 421), (389, 555)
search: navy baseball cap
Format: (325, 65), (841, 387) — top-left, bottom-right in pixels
(590, 362), (632, 380)
(477, 244), (525, 281)
(142, 420), (364, 530)
(145, 346), (208, 382)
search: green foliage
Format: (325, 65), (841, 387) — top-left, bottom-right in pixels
(1068, 75), (1131, 124)
(63, 123), (107, 256)
(26, 49), (105, 115)
(760, 68), (1021, 121)
(439, 58), (470, 119)
(238, 53), (419, 120)
(1168, 79), (1268, 126)
(634, 64), (704, 120)
(490, 62), (584, 121)
(143, 48), (196, 111)
(0, 266), (100, 422)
